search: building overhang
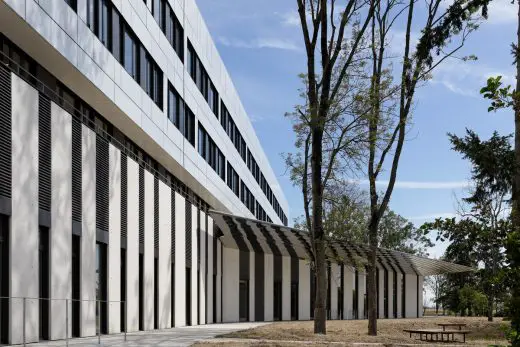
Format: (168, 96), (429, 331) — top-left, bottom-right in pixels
(209, 210), (474, 276)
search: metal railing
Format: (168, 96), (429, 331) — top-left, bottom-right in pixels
(0, 296), (127, 347)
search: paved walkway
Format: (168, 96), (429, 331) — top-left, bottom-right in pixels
(12, 323), (268, 347)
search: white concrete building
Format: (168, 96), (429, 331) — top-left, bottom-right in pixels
(0, 0), (471, 344)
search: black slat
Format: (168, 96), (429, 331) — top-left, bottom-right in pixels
(257, 223), (282, 256)
(237, 219), (263, 253)
(222, 215), (248, 251)
(154, 177), (159, 251)
(72, 118), (82, 223)
(272, 225), (298, 258)
(0, 66), (11, 199)
(96, 137), (109, 232)
(171, 188), (175, 262)
(121, 153), (127, 239)
(185, 199), (191, 266)
(139, 166), (144, 246)
(38, 93), (51, 212)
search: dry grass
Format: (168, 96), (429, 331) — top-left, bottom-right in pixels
(194, 317), (509, 346)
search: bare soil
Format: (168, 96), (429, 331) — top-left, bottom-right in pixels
(193, 317), (509, 346)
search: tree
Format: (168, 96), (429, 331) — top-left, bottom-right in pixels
(293, 0), (375, 334)
(426, 274), (447, 315)
(362, 0), (490, 335)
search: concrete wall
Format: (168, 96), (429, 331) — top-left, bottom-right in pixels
(282, 256), (291, 321)
(143, 171), (154, 330)
(222, 247), (239, 323)
(174, 193), (186, 327)
(199, 211), (206, 325)
(158, 180), (172, 329)
(344, 266), (354, 319)
(264, 254), (274, 321)
(126, 157), (140, 332)
(190, 205), (198, 325)
(298, 260), (311, 321)
(405, 274), (418, 318)
(108, 144), (121, 334)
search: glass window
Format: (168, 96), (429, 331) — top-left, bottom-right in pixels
(124, 29), (138, 79)
(64, 0), (77, 11)
(99, 0), (111, 48)
(184, 106), (195, 146)
(111, 9), (121, 62)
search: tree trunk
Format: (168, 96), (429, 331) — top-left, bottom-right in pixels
(514, 0), (520, 231)
(367, 220), (378, 336)
(314, 241), (327, 334)
(487, 294), (494, 322)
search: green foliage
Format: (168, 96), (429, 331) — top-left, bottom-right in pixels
(480, 76), (516, 112)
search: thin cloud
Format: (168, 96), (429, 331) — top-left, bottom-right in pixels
(407, 213), (458, 221)
(487, 1), (516, 24)
(218, 36), (300, 51)
(349, 179), (472, 189)
(276, 11), (300, 26)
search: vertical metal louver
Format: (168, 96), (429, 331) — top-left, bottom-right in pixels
(154, 177), (159, 252)
(197, 209), (200, 266)
(121, 154), (127, 240)
(139, 166), (144, 246)
(185, 199), (191, 266)
(71, 118), (82, 223)
(38, 93), (51, 212)
(0, 67), (11, 199)
(96, 137), (109, 232)
(171, 188), (175, 262)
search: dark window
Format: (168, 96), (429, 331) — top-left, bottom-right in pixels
(39, 227), (50, 340)
(198, 125), (206, 158)
(123, 28), (138, 80)
(86, 0), (95, 30)
(154, 0), (184, 61)
(187, 40), (218, 114)
(168, 83), (184, 130)
(98, 0), (111, 48)
(227, 163), (239, 197)
(112, 9), (121, 62)
(184, 106), (195, 146)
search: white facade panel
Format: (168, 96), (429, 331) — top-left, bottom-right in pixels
(143, 171), (154, 330)
(249, 252), (255, 322)
(216, 239), (222, 323)
(199, 211), (206, 325)
(358, 271), (366, 319)
(108, 144), (121, 334)
(126, 157), (140, 332)
(298, 260), (311, 321)
(388, 270), (394, 319)
(405, 274), (418, 318)
(50, 102), (72, 340)
(190, 204), (198, 325)
(264, 254), (273, 321)
(282, 256), (291, 321)
(206, 217), (214, 324)
(378, 268), (385, 319)
(330, 263), (339, 320)
(344, 266), (354, 319)
(158, 181), (172, 329)
(222, 247), (239, 323)
(10, 74), (39, 344)
(81, 124), (96, 337)
(174, 192), (186, 327)
(396, 273), (403, 318)
(418, 276), (424, 318)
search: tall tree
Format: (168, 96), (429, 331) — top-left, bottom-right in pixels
(294, 0), (375, 334)
(363, 0), (490, 335)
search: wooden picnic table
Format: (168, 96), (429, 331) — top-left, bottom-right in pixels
(437, 323), (467, 331)
(403, 328), (471, 343)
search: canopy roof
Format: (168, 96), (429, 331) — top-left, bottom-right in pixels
(209, 210), (474, 276)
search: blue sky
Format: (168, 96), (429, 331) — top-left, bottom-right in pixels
(196, 0), (516, 258)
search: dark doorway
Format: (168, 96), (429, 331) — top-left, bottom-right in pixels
(39, 226), (50, 341)
(239, 280), (249, 322)
(0, 214), (9, 344)
(72, 235), (81, 337)
(290, 282), (298, 320)
(139, 254), (144, 331)
(96, 242), (108, 334)
(212, 274), (217, 323)
(154, 257), (158, 329)
(273, 281), (282, 321)
(186, 268), (191, 325)
(121, 249), (126, 332)
(171, 266), (175, 327)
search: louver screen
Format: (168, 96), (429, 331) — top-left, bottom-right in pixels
(71, 118), (82, 223)
(96, 137), (109, 232)
(171, 188), (175, 263)
(38, 93), (51, 212)
(121, 154), (127, 240)
(139, 166), (144, 246)
(154, 177), (159, 251)
(185, 199), (191, 266)
(0, 67), (11, 199)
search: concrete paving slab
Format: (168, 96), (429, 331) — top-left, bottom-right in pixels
(10, 323), (269, 347)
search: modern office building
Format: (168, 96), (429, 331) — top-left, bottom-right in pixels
(0, 0), (471, 344)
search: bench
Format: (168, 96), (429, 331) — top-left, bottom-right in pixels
(403, 328), (471, 343)
(438, 323), (467, 331)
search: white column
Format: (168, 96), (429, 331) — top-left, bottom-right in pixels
(222, 247), (239, 323)
(358, 270), (366, 319)
(249, 252), (255, 322)
(378, 267), (385, 319)
(107, 144), (121, 334)
(282, 256), (291, 320)
(215, 239), (222, 323)
(343, 266), (354, 320)
(418, 276), (424, 317)
(388, 270), (394, 319)
(126, 157), (140, 332)
(158, 181), (172, 329)
(50, 102), (72, 340)
(143, 172), (154, 330)
(405, 274), (417, 318)
(199, 211), (206, 325)
(174, 193), (186, 327)
(190, 205), (198, 325)
(264, 254), (274, 321)
(396, 272), (402, 318)
(206, 217), (214, 324)
(330, 263), (339, 320)
(10, 75), (39, 344)
(298, 260), (310, 321)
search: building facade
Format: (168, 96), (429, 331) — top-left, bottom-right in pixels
(0, 0), (465, 345)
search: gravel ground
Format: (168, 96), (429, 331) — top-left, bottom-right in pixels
(193, 317), (509, 346)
